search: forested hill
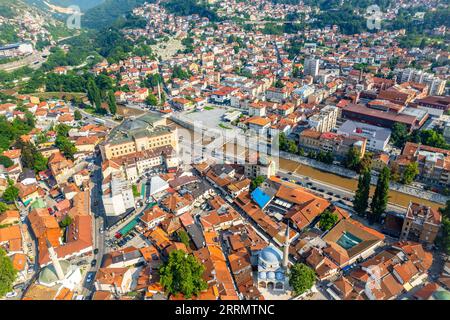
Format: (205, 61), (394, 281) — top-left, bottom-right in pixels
(82, 0), (152, 29)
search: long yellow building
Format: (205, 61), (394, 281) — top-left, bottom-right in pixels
(100, 113), (177, 160)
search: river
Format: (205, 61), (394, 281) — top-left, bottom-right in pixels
(278, 158), (442, 210)
(121, 106), (443, 211)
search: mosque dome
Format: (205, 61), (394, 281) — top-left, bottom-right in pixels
(259, 246), (282, 266)
(434, 290), (450, 300)
(275, 272), (285, 281)
(267, 271), (276, 280)
(38, 260), (72, 286)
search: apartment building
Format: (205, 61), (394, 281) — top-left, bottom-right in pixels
(244, 155), (277, 179)
(394, 142), (450, 186)
(304, 57), (320, 78)
(299, 129), (366, 161)
(307, 105), (339, 133)
(394, 68), (446, 96)
(400, 202), (442, 245)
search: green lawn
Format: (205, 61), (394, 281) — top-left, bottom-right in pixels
(30, 92), (86, 100)
(82, 106), (96, 114)
(204, 106), (214, 110)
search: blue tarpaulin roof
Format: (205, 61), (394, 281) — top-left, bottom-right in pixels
(251, 187), (272, 209)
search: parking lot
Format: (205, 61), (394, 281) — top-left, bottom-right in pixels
(179, 106), (245, 134)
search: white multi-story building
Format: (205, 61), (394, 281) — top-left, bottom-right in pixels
(394, 68), (446, 96)
(102, 172), (135, 217)
(304, 57), (320, 79)
(337, 120), (391, 152)
(308, 105), (339, 133)
(293, 85), (315, 102)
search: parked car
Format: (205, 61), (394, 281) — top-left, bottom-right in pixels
(5, 291), (18, 298)
(13, 283), (25, 290)
(91, 259), (97, 267)
(93, 249), (99, 255)
(86, 272), (95, 283)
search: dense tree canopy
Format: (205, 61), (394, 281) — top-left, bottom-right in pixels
(74, 110), (82, 121)
(0, 248), (17, 297)
(107, 90), (117, 115)
(390, 123), (409, 148)
(250, 176), (266, 192)
(0, 115), (35, 152)
(289, 263), (316, 296)
(159, 250), (207, 298)
(401, 162), (419, 185)
(318, 209), (339, 231)
(0, 202), (8, 213)
(2, 181), (19, 203)
(343, 147), (361, 171)
(83, 0), (149, 29)
(171, 65), (191, 80)
(0, 155), (13, 168)
(177, 230), (191, 248)
(164, 0), (220, 22)
(55, 135), (77, 160)
(353, 168), (372, 216)
(439, 201), (450, 255)
(146, 94), (158, 107)
(370, 166), (390, 223)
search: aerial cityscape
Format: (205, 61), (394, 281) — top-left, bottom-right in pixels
(0, 0), (449, 303)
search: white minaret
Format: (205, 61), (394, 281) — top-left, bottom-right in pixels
(282, 222), (290, 269)
(157, 82), (162, 103)
(46, 239), (65, 281)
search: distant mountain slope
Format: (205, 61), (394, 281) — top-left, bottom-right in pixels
(0, 0), (74, 45)
(24, 0), (104, 11)
(83, 0), (151, 29)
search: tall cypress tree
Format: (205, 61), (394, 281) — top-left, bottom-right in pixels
(107, 90), (117, 115)
(353, 168), (371, 216)
(370, 166), (390, 223)
(87, 78), (101, 111)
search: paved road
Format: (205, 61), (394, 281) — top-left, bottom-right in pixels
(0, 50), (48, 72)
(74, 106), (120, 129)
(0, 34), (79, 72)
(80, 152), (105, 298)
